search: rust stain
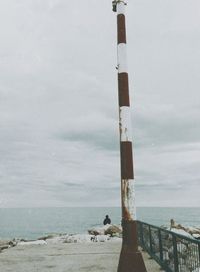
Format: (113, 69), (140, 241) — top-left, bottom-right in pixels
(122, 206), (132, 221)
(121, 179), (132, 221)
(119, 108), (123, 137)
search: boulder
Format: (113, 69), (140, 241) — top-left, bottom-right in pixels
(88, 224), (121, 237)
(170, 228), (194, 239)
(0, 240), (17, 252)
(192, 233), (200, 240)
(88, 224), (111, 235)
(169, 219), (200, 239)
(105, 225), (122, 237)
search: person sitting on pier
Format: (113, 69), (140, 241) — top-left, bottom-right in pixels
(103, 215), (111, 225)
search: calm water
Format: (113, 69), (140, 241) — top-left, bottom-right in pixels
(0, 207), (199, 240)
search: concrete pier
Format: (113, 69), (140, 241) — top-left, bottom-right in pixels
(0, 241), (162, 271)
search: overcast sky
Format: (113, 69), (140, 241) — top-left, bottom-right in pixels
(0, 0), (200, 208)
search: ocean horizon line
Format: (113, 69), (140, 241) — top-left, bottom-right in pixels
(0, 206), (200, 209)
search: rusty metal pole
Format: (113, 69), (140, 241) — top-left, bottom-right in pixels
(112, 1), (147, 271)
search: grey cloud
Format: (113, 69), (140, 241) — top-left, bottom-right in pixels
(133, 104), (200, 148)
(0, 0), (200, 207)
(59, 132), (118, 151)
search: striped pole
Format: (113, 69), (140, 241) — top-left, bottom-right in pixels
(112, 1), (147, 271)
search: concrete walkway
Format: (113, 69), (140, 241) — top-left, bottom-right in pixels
(0, 241), (162, 272)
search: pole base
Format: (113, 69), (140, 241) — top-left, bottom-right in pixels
(117, 245), (147, 272)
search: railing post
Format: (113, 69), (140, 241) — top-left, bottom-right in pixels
(198, 243), (200, 267)
(158, 229), (163, 262)
(172, 234), (179, 272)
(149, 225), (153, 254)
(140, 223), (145, 249)
(137, 221), (141, 246)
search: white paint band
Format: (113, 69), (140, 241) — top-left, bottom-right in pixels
(117, 43), (128, 73)
(122, 179), (136, 220)
(117, 2), (126, 15)
(119, 106), (132, 142)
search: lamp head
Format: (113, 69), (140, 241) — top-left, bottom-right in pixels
(112, 1), (117, 12)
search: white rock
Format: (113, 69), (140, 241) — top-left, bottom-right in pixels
(177, 242), (187, 253)
(46, 236), (66, 244)
(163, 250), (169, 260)
(18, 240), (47, 246)
(95, 235), (110, 242)
(169, 228), (194, 239)
(192, 268), (200, 272)
(187, 226), (200, 233)
(179, 264), (188, 271)
(64, 234), (94, 243)
(192, 233), (200, 239)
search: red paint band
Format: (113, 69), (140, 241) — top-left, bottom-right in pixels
(118, 73), (130, 107)
(121, 219), (138, 249)
(117, 14), (126, 44)
(120, 142), (134, 179)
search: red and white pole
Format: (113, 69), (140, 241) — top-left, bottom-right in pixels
(112, 1), (147, 271)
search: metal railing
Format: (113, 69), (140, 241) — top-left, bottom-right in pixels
(137, 221), (200, 272)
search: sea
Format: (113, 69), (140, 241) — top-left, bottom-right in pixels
(0, 207), (200, 240)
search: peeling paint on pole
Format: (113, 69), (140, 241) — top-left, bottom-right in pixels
(121, 179), (136, 221)
(119, 106), (132, 142)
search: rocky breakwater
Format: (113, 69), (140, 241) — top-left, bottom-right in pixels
(39, 224), (122, 244)
(13, 224), (122, 247)
(0, 224), (122, 254)
(0, 239), (17, 253)
(52, 224), (122, 243)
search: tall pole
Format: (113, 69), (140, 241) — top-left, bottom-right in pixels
(112, 1), (147, 271)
